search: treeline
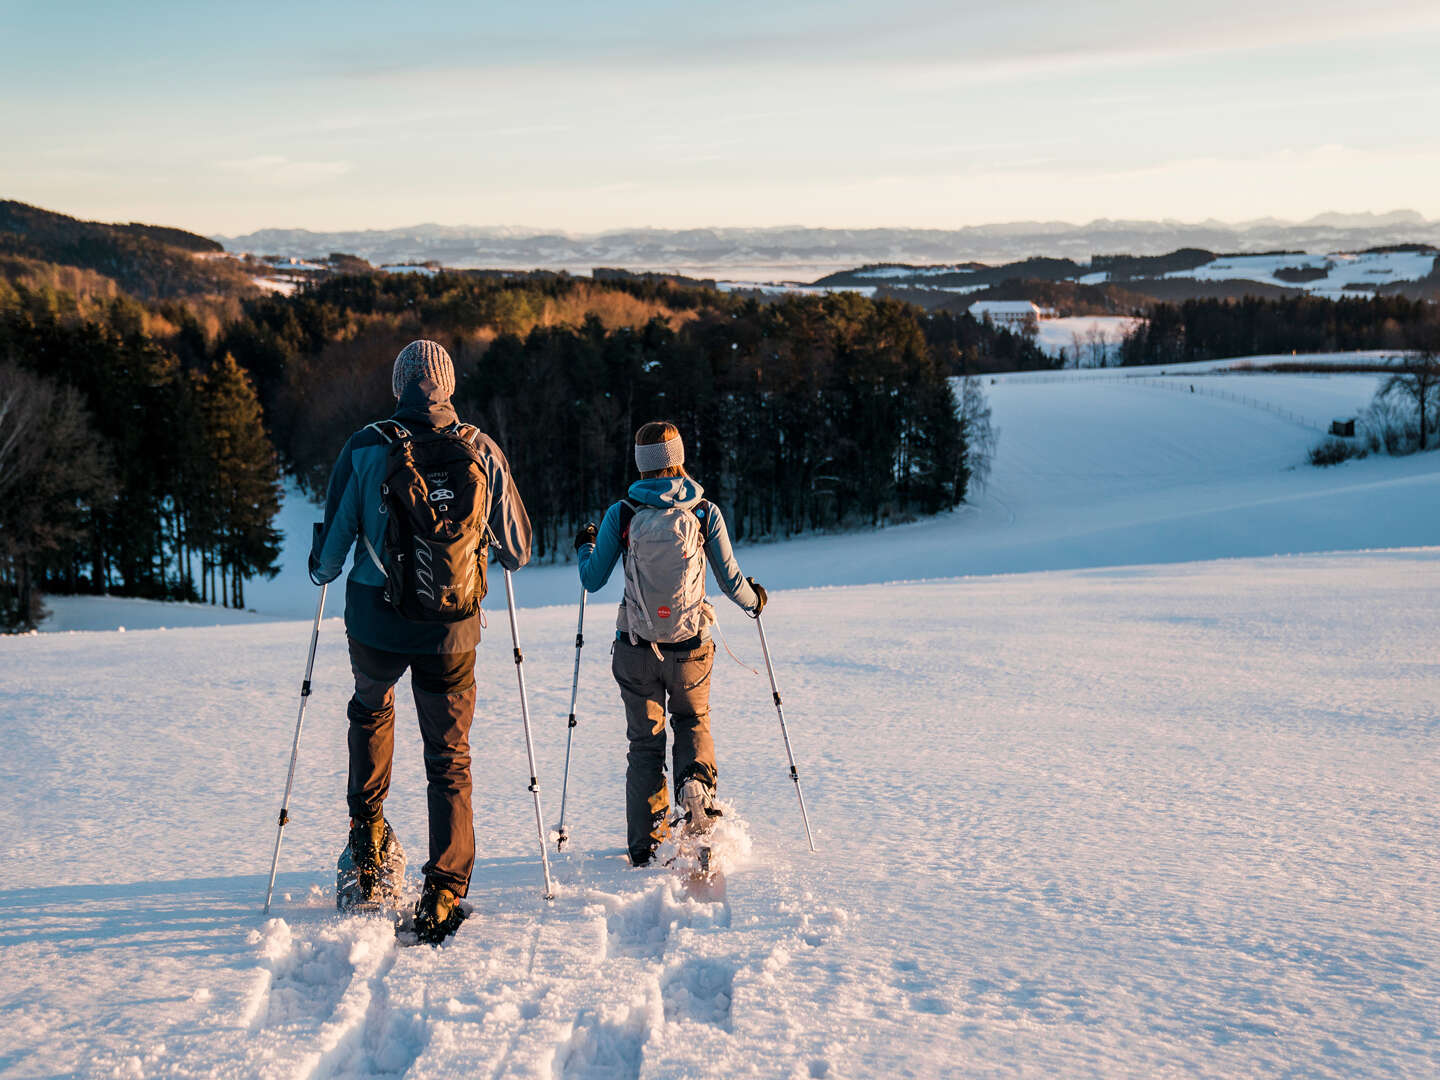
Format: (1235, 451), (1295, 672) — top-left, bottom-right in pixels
(1119, 295), (1438, 365)
(919, 307), (1055, 373)
(2, 267), (991, 627)
(0, 285), (280, 629)
(215, 274), (986, 543)
(457, 296), (975, 558)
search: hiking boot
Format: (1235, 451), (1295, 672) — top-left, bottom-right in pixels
(677, 777), (719, 834)
(413, 879), (466, 944)
(337, 814), (404, 911)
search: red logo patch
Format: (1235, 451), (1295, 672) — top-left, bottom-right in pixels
(657, 605), (672, 619)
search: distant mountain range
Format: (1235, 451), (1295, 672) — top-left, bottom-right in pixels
(218, 212), (1440, 281)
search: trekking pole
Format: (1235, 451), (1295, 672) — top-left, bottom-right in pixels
(263, 583), (327, 915)
(555, 586), (587, 851)
(502, 568), (557, 900)
(754, 612), (817, 852)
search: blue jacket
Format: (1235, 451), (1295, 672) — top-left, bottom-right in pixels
(578, 477), (760, 637)
(308, 382), (532, 654)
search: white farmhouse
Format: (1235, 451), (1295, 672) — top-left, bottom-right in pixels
(968, 300), (1045, 330)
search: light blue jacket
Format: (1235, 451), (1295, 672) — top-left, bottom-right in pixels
(578, 477), (760, 635)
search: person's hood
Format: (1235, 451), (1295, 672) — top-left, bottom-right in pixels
(393, 379), (458, 429)
(628, 476), (704, 509)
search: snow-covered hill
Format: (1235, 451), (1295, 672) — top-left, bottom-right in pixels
(5, 354), (1438, 1078)
(1158, 250), (1436, 298)
(4, 551), (1437, 1078)
(48, 354), (1434, 631)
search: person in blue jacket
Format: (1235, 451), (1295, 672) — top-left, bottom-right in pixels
(575, 420), (766, 866)
(309, 339), (531, 941)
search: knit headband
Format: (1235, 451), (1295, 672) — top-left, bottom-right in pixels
(635, 434), (685, 472)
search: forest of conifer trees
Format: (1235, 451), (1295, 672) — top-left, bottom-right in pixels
(0, 271), (996, 628)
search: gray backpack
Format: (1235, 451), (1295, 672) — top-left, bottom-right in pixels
(615, 499), (715, 645)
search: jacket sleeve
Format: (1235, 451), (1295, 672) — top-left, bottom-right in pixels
(699, 502), (760, 613)
(481, 435), (532, 571)
(578, 502), (625, 593)
(308, 436), (361, 586)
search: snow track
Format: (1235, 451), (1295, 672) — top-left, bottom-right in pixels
(187, 819), (840, 1079)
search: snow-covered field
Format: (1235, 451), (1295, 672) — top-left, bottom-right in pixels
(5, 354), (1439, 1078)
(1162, 250), (1436, 298)
(5, 551), (1438, 1078)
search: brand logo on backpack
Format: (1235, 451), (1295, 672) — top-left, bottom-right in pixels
(657, 605), (672, 619)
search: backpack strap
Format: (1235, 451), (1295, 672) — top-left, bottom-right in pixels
(693, 499), (714, 546)
(618, 499), (639, 549)
(366, 419), (411, 443)
(449, 421), (482, 448)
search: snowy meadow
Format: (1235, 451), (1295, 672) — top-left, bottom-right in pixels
(3, 358), (1438, 1079)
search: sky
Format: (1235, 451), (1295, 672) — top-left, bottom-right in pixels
(3, 0), (1440, 236)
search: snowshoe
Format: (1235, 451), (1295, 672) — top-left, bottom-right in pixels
(677, 777), (722, 835)
(409, 879), (467, 945)
(336, 816), (406, 913)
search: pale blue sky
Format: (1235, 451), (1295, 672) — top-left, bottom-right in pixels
(3, 0), (1438, 234)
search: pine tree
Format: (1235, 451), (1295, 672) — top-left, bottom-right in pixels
(191, 354), (282, 608)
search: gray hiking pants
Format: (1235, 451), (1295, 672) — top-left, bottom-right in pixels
(611, 637), (717, 862)
(346, 637), (477, 896)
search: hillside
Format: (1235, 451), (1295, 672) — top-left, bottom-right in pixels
(0, 199), (254, 299)
(39, 352), (1440, 631)
(7, 348), (1439, 1077)
(817, 248), (1440, 312)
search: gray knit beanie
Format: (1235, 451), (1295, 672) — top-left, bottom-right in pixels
(392, 339), (455, 399)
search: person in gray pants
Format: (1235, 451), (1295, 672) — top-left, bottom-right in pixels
(309, 339), (531, 939)
(576, 421), (766, 866)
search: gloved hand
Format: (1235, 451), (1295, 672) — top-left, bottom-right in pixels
(747, 577), (768, 615)
(575, 521), (598, 551)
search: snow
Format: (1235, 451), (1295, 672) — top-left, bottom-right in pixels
(1164, 251), (1436, 298)
(252, 276), (300, 296)
(1034, 315), (1141, 361)
(6, 352), (1440, 1077)
(852, 265), (974, 280)
(714, 281), (878, 298)
(4, 551), (1438, 1077)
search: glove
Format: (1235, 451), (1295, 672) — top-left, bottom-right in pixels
(747, 577), (767, 615)
(574, 521), (598, 551)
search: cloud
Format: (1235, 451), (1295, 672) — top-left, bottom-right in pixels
(217, 155), (352, 185)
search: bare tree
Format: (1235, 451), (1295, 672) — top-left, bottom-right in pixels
(0, 361), (57, 501)
(1380, 336), (1440, 452)
(1085, 325), (1111, 369)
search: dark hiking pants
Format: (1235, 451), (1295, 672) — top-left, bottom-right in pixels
(611, 637), (717, 863)
(346, 637), (477, 896)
